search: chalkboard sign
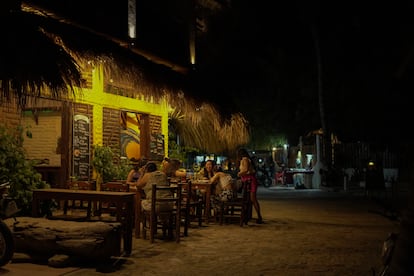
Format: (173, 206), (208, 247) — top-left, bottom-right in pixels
(150, 133), (165, 160)
(73, 114), (90, 180)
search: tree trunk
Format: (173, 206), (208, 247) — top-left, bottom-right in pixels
(4, 217), (122, 261)
(311, 24), (331, 167)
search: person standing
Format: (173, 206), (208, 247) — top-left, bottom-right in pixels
(237, 148), (263, 224)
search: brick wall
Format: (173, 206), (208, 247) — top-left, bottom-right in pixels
(0, 102), (21, 128)
(22, 112), (62, 166)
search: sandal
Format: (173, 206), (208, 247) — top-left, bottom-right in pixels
(256, 218), (263, 224)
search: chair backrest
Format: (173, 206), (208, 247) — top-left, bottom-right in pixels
(67, 181), (94, 190)
(179, 180), (192, 203)
(178, 180), (202, 234)
(149, 184), (182, 242)
(150, 184), (181, 213)
(101, 181), (129, 192)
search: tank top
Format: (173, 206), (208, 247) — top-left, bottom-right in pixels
(132, 171), (140, 182)
(143, 171), (170, 201)
(141, 171), (172, 212)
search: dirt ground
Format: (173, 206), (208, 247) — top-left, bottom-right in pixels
(2, 187), (400, 276)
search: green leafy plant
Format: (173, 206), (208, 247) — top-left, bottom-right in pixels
(114, 156), (131, 180)
(91, 145), (117, 188)
(0, 124), (50, 216)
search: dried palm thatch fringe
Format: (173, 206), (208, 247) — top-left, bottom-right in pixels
(0, 1), (82, 109)
(168, 96), (249, 154)
(1, 1), (251, 153)
(21, 2), (188, 102)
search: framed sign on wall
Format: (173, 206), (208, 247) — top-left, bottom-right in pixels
(73, 114), (90, 180)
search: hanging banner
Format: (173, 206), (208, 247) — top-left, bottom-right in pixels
(73, 114), (90, 180)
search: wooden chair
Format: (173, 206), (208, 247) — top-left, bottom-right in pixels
(52, 181), (94, 221)
(141, 184), (181, 243)
(98, 181), (130, 218)
(216, 180), (251, 226)
(101, 181), (129, 192)
(178, 180), (203, 237)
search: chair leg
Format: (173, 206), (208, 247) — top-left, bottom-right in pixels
(142, 212), (147, 240)
(243, 202), (250, 225)
(197, 203), (203, 226)
(166, 217), (173, 240)
(174, 212), (180, 243)
(240, 203), (246, 227)
(150, 212), (156, 243)
(62, 200), (68, 215)
(219, 203), (225, 225)
(184, 208), (189, 237)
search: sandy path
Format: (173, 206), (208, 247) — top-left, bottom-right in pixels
(62, 194), (398, 276)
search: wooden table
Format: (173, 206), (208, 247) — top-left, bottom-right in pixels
(32, 188), (136, 255)
(191, 180), (213, 223)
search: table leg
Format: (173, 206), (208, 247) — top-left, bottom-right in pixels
(32, 194), (39, 217)
(205, 186), (211, 223)
(123, 200), (133, 255)
(135, 193), (141, 238)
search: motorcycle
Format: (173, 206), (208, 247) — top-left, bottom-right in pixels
(0, 181), (20, 267)
(256, 167), (272, 188)
(371, 232), (398, 276)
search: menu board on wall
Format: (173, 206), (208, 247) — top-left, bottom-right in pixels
(73, 114), (90, 180)
(150, 133), (165, 160)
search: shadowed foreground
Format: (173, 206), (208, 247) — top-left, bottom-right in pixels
(3, 187), (399, 276)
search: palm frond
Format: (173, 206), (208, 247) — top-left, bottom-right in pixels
(168, 97), (250, 153)
(0, 3), (82, 108)
(1, 1), (250, 154)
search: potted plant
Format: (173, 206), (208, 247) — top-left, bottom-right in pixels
(91, 145), (117, 191)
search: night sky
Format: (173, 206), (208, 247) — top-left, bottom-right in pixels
(194, 1), (414, 146)
(24, 0), (414, 146)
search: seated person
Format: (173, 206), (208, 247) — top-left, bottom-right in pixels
(136, 162), (173, 214)
(209, 170), (236, 203)
(162, 157), (187, 181)
(197, 160), (215, 180)
(126, 158), (147, 191)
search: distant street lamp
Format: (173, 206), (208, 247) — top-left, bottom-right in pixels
(272, 147), (276, 163)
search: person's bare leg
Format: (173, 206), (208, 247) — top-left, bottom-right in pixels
(250, 192), (263, 223)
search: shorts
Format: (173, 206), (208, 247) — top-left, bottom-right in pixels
(141, 199), (173, 212)
(217, 189), (234, 202)
(241, 174), (258, 193)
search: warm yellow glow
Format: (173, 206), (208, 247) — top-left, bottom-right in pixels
(70, 64), (169, 153)
(125, 140), (140, 159)
(128, 0), (137, 39)
(189, 19), (196, 65)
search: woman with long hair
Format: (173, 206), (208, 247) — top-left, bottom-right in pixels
(237, 148), (263, 224)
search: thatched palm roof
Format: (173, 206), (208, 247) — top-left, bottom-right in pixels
(168, 95), (250, 154)
(0, 0), (82, 108)
(1, 1), (250, 153)
(21, 2), (189, 101)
